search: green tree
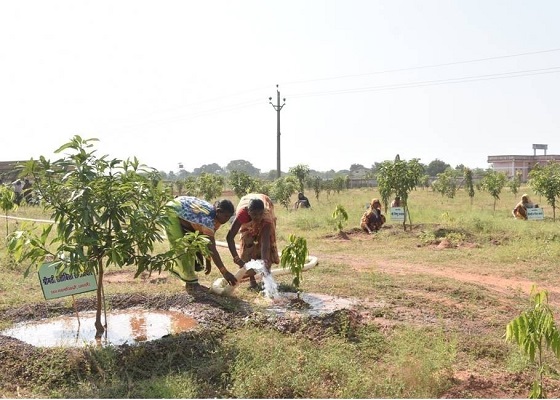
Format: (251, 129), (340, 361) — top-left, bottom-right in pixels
(349, 163), (366, 172)
(229, 170), (260, 198)
(506, 285), (560, 398)
(174, 179), (185, 197)
(464, 168), (475, 206)
(182, 176), (198, 196)
(332, 204), (348, 232)
(332, 175), (346, 194)
(480, 170), (507, 211)
(0, 185), (17, 237)
(376, 158), (424, 230)
(433, 168), (458, 199)
(324, 180), (333, 198)
(529, 162), (560, 222)
(265, 169), (278, 180)
(193, 163), (224, 175)
(310, 175), (323, 201)
(197, 173), (225, 201)
(280, 234), (308, 299)
(426, 159), (450, 176)
(418, 174), (430, 190)
(289, 164), (310, 193)
(177, 169), (190, 180)
(270, 177), (297, 210)
(7, 136), (183, 338)
(225, 159), (260, 176)
(509, 170), (522, 198)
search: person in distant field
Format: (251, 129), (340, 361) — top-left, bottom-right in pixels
(164, 196), (237, 292)
(361, 198), (386, 234)
(226, 193), (279, 290)
(12, 179), (23, 205)
(22, 179), (33, 205)
(512, 193), (538, 220)
(391, 196), (402, 208)
(294, 192), (311, 209)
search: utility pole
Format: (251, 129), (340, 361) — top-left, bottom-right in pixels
(269, 84), (286, 179)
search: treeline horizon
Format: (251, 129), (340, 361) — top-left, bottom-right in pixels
(158, 158), (488, 181)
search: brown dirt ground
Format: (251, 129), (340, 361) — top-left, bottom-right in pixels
(2, 235), (560, 398)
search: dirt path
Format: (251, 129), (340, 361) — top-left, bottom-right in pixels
(322, 252), (560, 398)
(325, 253), (560, 305)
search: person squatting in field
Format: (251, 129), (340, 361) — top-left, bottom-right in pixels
(512, 193), (538, 220)
(226, 193), (279, 290)
(164, 196), (237, 292)
(391, 196), (402, 207)
(294, 192), (311, 209)
(361, 198), (386, 234)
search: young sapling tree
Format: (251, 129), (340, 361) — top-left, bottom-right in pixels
(0, 185), (17, 237)
(280, 234), (309, 300)
(332, 204), (348, 233)
(7, 136), (207, 338)
(506, 285), (560, 399)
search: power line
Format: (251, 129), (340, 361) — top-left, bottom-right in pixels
(281, 47), (560, 86)
(290, 65), (560, 99)
(111, 53), (560, 128)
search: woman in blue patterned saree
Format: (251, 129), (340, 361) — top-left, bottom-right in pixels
(165, 196), (237, 291)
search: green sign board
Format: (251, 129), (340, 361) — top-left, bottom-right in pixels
(38, 262), (98, 300)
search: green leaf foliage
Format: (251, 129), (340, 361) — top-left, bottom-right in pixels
(9, 136), (171, 274)
(506, 285), (560, 398)
(0, 184), (17, 236)
(464, 168), (475, 204)
(229, 170), (261, 198)
(288, 164), (310, 193)
(376, 157), (424, 229)
(480, 170), (507, 211)
(332, 205), (348, 232)
(270, 177), (297, 210)
(6, 135), (184, 336)
(529, 162), (560, 221)
(280, 234), (309, 291)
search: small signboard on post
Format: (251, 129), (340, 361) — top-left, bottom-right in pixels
(527, 208), (544, 220)
(390, 207), (405, 222)
(38, 262), (98, 300)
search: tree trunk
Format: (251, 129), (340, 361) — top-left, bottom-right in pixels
(95, 261), (105, 338)
(407, 207), (413, 230)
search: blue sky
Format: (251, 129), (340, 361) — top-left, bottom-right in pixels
(2, 0), (560, 174)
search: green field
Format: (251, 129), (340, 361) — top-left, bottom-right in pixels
(1, 186), (560, 398)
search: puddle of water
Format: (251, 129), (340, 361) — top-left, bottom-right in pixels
(258, 292), (356, 316)
(244, 261), (355, 315)
(1, 308), (197, 348)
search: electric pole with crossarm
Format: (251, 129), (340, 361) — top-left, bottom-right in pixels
(269, 84), (286, 179)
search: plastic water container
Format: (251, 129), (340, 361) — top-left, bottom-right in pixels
(210, 266), (247, 295)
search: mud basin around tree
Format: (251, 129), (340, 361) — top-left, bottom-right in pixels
(0, 307), (198, 348)
(259, 292), (357, 316)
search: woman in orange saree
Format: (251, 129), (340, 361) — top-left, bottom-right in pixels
(226, 193), (279, 289)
